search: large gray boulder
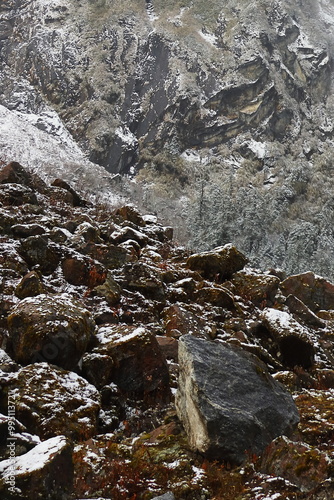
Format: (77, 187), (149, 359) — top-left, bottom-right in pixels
(175, 335), (299, 464)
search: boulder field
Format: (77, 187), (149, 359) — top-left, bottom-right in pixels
(0, 161), (333, 499)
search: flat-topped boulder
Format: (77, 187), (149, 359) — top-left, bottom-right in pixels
(186, 244), (247, 280)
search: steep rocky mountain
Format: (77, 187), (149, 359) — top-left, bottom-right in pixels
(1, 1), (334, 273)
(0, 160), (334, 499)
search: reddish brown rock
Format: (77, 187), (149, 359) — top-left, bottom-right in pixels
(260, 436), (332, 492)
(280, 271), (334, 311)
(62, 255), (107, 288)
(0, 161), (33, 186)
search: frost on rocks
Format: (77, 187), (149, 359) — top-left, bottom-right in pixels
(0, 435), (73, 499)
(261, 308), (315, 368)
(4, 363), (101, 440)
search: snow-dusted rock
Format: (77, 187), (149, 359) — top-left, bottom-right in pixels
(261, 308), (315, 368)
(176, 335), (299, 464)
(19, 235), (61, 275)
(0, 435), (73, 499)
(7, 293), (95, 369)
(3, 363), (101, 440)
(0, 184), (37, 206)
(82, 325), (170, 401)
(187, 244), (247, 280)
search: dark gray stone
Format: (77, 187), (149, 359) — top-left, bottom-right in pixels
(176, 335), (299, 464)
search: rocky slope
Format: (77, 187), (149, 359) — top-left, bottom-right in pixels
(2, 0), (334, 277)
(0, 160), (334, 499)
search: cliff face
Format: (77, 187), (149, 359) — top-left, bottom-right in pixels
(2, 0), (334, 276)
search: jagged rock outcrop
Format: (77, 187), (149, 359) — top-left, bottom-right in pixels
(175, 334), (299, 464)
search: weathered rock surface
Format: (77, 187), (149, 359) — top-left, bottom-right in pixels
(187, 244), (247, 280)
(261, 308), (315, 368)
(0, 435), (73, 499)
(2, 363), (101, 440)
(82, 325), (170, 401)
(260, 436), (332, 492)
(280, 272), (334, 311)
(7, 294), (95, 369)
(176, 335), (299, 464)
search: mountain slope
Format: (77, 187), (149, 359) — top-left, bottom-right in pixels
(2, 0), (334, 276)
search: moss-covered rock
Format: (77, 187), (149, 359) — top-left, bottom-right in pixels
(2, 363), (101, 440)
(7, 293), (95, 369)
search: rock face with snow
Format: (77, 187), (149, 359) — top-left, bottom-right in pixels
(175, 334), (299, 464)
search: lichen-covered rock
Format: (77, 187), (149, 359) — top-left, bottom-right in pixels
(280, 272), (334, 311)
(176, 335), (299, 464)
(82, 325), (170, 401)
(261, 308), (315, 368)
(7, 293), (95, 369)
(260, 436), (332, 492)
(19, 235), (61, 275)
(15, 270), (46, 299)
(122, 262), (166, 301)
(0, 435), (73, 499)
(0, 183), (38, 206)
(186, 244), (247, 280)
(92, 272), (122, 306)
(231, 270), (280, 307)
(2, 363), (100, 440)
